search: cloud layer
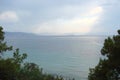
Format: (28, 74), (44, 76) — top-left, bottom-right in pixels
(0, 0), (120, 35)
(0, 11), (19, 22)
(33, 6), (102, 35)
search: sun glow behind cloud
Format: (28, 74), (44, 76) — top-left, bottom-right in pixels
(33, 6), (103, 35)
(90, 7), (103, 15)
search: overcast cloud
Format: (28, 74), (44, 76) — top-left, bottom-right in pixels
(0, 0), (120, 35)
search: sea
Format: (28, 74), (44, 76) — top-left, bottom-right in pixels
(4, 33), (107, 80)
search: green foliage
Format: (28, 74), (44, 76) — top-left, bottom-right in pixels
(18, 63), (43, 80)
(0, 48), (27, 80)
(118, 30), (120, 34)
(88, 30), (120, 80)
(0, 26), (12, 55)
(18, 62), (64, 80)
(0, 58), (19, 80)
(12, 48), (27, 64)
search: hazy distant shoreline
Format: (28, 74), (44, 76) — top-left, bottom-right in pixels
(5, 32), (109, 37)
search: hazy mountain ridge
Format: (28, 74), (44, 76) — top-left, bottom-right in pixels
(5, 32), (109, 37)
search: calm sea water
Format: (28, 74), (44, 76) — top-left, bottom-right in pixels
(5, 35), (107, 80)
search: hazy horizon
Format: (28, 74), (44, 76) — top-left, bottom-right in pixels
(5, 31), (112, 36)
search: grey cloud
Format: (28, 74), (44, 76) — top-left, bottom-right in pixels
(0, 0), (120, 35)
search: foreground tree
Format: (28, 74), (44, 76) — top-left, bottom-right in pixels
(88, 30), (120, 80)
(0, 26), (12, 56)
(0, 26), (27, 80)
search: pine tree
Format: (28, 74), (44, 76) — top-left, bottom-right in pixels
(88, 30), (120, 80)
(0, 26), (12, 56)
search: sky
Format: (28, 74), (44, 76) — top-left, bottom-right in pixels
(0, 0), (120, 35)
